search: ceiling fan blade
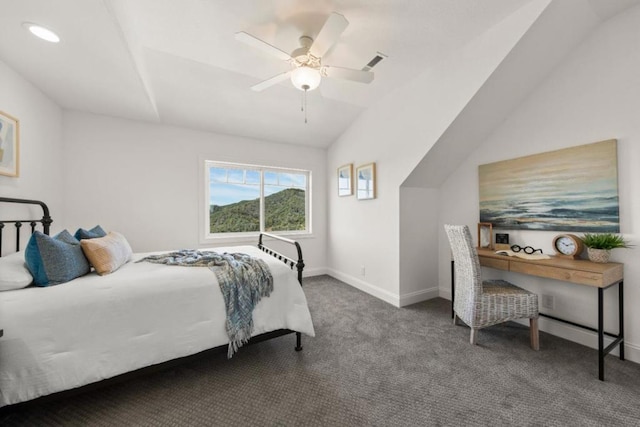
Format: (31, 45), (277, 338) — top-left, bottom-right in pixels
(251, 71), (292, 92)
(309, 12), (349, 58)
(235, 31), (292, 61)
(323, 66), (374, 84)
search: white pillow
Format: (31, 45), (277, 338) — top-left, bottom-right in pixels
(0, 251), (34, 291)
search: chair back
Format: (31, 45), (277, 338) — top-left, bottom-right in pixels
(444, 225), (483, 313)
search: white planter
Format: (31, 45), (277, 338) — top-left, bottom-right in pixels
(587, 248), (611, 263)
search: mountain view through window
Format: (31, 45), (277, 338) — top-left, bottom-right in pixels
(207, 163), (309, 235)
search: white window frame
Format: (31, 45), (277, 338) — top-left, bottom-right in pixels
(203, 160), (312, 240)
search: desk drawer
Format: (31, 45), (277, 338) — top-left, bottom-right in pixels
(479, 256), (509, 271)
(509, 261), (604, 287)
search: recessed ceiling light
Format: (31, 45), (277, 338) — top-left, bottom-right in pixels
(22, 22), (60, 43)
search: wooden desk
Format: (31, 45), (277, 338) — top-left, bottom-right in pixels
(477, 249), (623, 288)
(455, 249), (624, 381)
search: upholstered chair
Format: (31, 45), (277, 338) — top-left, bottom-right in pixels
(445, 224), (539, 350)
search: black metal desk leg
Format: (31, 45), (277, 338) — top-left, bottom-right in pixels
(451, 260), (455, 319)
(619, 281), (625, 360)
(598, 287), (605, 381)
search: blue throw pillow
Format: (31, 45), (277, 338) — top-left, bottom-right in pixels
(25, 230), (90, 286)
(74, 225), (107, 241)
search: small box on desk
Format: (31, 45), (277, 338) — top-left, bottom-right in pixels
(495, 233), (510, 251)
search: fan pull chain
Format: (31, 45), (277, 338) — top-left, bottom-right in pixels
(300, 84), (310, 124)
(304, 89), (308, 124)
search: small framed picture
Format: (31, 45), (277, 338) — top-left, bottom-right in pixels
(337, 163), (353, 196)
(0, 111), (19, 177)
(356, 162), (376, 200)
(495, 233), (510, 251)
(478, 223), (493, 249)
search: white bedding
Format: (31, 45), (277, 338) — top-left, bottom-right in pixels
(0, 246), (314, 407)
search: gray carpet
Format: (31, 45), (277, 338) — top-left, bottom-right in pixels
(2, 275), (640, 426)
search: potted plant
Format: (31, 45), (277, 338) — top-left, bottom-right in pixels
(581, 233), (632, 263)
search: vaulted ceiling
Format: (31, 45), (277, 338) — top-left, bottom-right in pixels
(4, 1), (637, 148)
(1, 0), (538, 147)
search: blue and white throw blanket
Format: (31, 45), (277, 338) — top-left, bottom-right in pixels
(138, 250), (273, 357)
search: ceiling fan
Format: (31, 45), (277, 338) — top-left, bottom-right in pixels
(235, 12), (374, 93)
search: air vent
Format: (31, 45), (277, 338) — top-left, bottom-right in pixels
(362, 52), (387, 71)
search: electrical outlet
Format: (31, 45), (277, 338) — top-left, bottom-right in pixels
(542, 294), (555, 310)
(360, 265), (366, 277)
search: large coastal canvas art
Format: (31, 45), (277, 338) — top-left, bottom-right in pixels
(479, 140), (619, 232)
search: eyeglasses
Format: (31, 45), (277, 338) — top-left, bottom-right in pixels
(510, 245), (543, 254)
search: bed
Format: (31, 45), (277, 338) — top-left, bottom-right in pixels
(0, 197), (315, 408)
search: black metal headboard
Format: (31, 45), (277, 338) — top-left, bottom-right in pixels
(0, 197), (52, 256)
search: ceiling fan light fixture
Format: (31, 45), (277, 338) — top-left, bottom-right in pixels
(291, 66), (321, 91)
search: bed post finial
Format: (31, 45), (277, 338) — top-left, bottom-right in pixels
(43, 215), (52, 236)
(296, 259), (305, 285)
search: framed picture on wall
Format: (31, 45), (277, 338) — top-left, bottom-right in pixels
(0, 111), (19, 177)
(337, 163), (353, 196)
(477, 222), (493, 249)
(356, 162), (376, 200)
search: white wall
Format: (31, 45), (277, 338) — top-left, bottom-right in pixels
(0, 59), (64, 253)
(327, 1), (549, 306)
(61, 111), (327, 274)
(438, 4), (640, 362)
(399, 187), (440, 305)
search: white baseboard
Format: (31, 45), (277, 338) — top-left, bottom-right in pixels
(325, 268), (400, 307)
(439, 288), (452, 301)
(303, 267), (329, 278)
(323, 269), (439, 308)
(625, 341), (640, 364)
(399, 287), (440, 307)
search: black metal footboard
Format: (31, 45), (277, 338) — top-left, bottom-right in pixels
(258, 232), (305, 285)
(257, 232), (305, 351)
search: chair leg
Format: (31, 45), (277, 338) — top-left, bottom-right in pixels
(470, 328), (478, 345)
(453, 313), (457, 326)
(530, 317), (540, 351)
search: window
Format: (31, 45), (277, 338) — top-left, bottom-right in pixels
(205, 161), (310, 237)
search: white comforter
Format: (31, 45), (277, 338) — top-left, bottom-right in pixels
(0, 246), (314, 407)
